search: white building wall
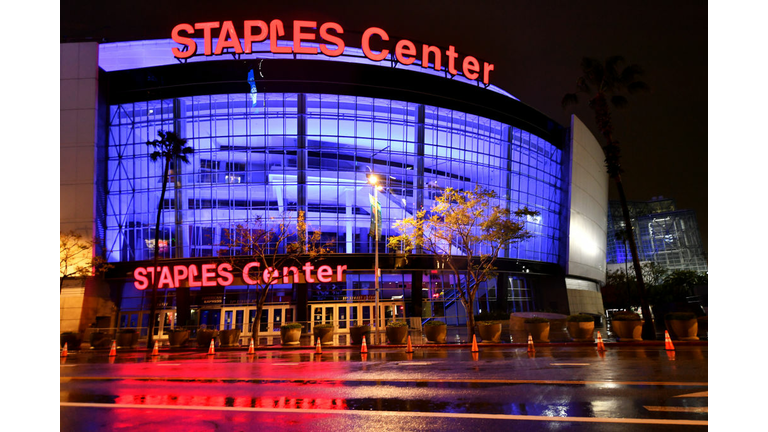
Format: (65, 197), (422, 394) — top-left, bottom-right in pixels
(60, 42), (100, 332)
(567, 115), (609, 285)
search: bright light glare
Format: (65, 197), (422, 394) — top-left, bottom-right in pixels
(368, 174), (379, 185)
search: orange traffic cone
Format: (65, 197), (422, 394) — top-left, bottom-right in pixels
(471, 334), (479, 353)
(247, 338), (255, 355)
(151, 341), (159, 356)
(664, 330), (675, 350)
(61, 342), (68, 357)
(109, 340), (117, 357)
(207, 339), (215, 355)
(361, 336), (368, 353)
(316, 337), (322, 354)
(527, 334), (535, 353)
(596, 331), (606, 352)
(406, 335), (414, 353)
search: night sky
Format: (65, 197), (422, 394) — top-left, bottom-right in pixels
(60, 0), (708, 251)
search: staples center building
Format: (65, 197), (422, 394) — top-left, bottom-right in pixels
(60, 19), (609, 342)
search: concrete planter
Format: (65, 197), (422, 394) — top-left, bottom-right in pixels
(219, 329), (241, 347)
(280, 326), (302, 345)
(313, 325), (335, 345)
(89, 331), (112, 349)
(424, 324), (447, 343)
(349, 325), (371, 345)
(612, 320), (644, 341)
(666, 319), (699, 341)
(386, 325), (408, 344)
(196, 329), (218, 348)
(525, 322), (551, 343)
(566, 322), (595, 342)
(60, 332), (82, 350)
(477, 322), (502, 343)
(117, 330), (139, 348)
(697, 316), (708, 339)
(168, 329), (190, 347)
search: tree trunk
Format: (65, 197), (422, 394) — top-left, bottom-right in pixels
(615, 179), (656, 340)
(147, 158), (171, 349)
(252, 306), (262, 346)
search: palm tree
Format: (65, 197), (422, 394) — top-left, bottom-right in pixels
(562, 56), (656, 340)
(145, 130), (194, 349)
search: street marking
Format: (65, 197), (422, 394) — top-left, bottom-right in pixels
(550, 363), (591, 366)
(675, 391), (708, 398)
(644, 406), (708, 413)
(272, 363), (301, 366)
(157, 363), (181, 366)
(397, 362), (434, 366)
(61, 376), (708, 387)
(60, 402), (707, 426)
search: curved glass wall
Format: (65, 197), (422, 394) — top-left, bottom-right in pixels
(105, 93), (563, 264)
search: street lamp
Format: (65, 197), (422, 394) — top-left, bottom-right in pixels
(368, 174), (383, 344)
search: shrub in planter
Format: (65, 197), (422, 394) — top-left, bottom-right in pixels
(566, 314), (595, 342)
(117, 329), (139, 348)
(665, 312), (699, 341)
(280, 323), (303, 346)
(611, 311), (643, 341)
(349, 324), (371, 345)
(219, 328), (242, 347)
(196, 328), (219, 349)
(477, 321), (502, 343)
(386, 320), (408, 344)
(313, 323), (335, 345)
(424, 320), (447, 343)
(60, 332), (82, 350)
(524, 317), (551, 343)
(167, 329), (190, 347)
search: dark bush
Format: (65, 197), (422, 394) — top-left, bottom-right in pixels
(566, 314), (594, 322)
(665, 312), (696, 321)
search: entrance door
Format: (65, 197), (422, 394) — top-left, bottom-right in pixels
(308, 301), (406, 333)
(220, 305), (295, 345)
(199, 309), (221, 330)
(151, 309), (176, 342)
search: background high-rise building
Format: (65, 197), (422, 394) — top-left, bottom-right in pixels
(606, 197), (708, 273)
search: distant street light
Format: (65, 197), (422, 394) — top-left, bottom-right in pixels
(368, 173), (383, 344)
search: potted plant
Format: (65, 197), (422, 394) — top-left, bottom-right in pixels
(313, 323), (335, 345)
(611, 311), (644, 341)
(424, 320), (447, 343)
(280, 322), (302, 346)
(566, 314), (595, 342)
(349, 324), (371, 345)
(117, 328), (139, 348)
(60, 331), (82, 350)
(665, 312), (699, 341)
(196, 327), (219, 349)
(476, 321), (502, 343)
(167, 328), (190, 347)
(219, 328), (242, 347)
(385, 320), (408, 344)
(524, 317), (551, 342)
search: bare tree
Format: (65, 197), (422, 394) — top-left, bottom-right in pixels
(218, 212), (332, 344)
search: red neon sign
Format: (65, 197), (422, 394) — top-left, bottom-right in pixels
(171, 19), (494, 85)
(133, 262), (347, 290)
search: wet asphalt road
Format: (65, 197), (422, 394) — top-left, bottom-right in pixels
(60, 345), (707, 431)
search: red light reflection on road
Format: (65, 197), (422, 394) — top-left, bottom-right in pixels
(114, 394), (347, 410)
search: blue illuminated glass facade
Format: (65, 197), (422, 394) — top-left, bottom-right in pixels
(105, 93), (564, 264)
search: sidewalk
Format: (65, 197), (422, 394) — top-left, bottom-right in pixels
(67, 325), (707, 352)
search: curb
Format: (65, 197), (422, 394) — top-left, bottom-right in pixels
(66, 340), (707, 354)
